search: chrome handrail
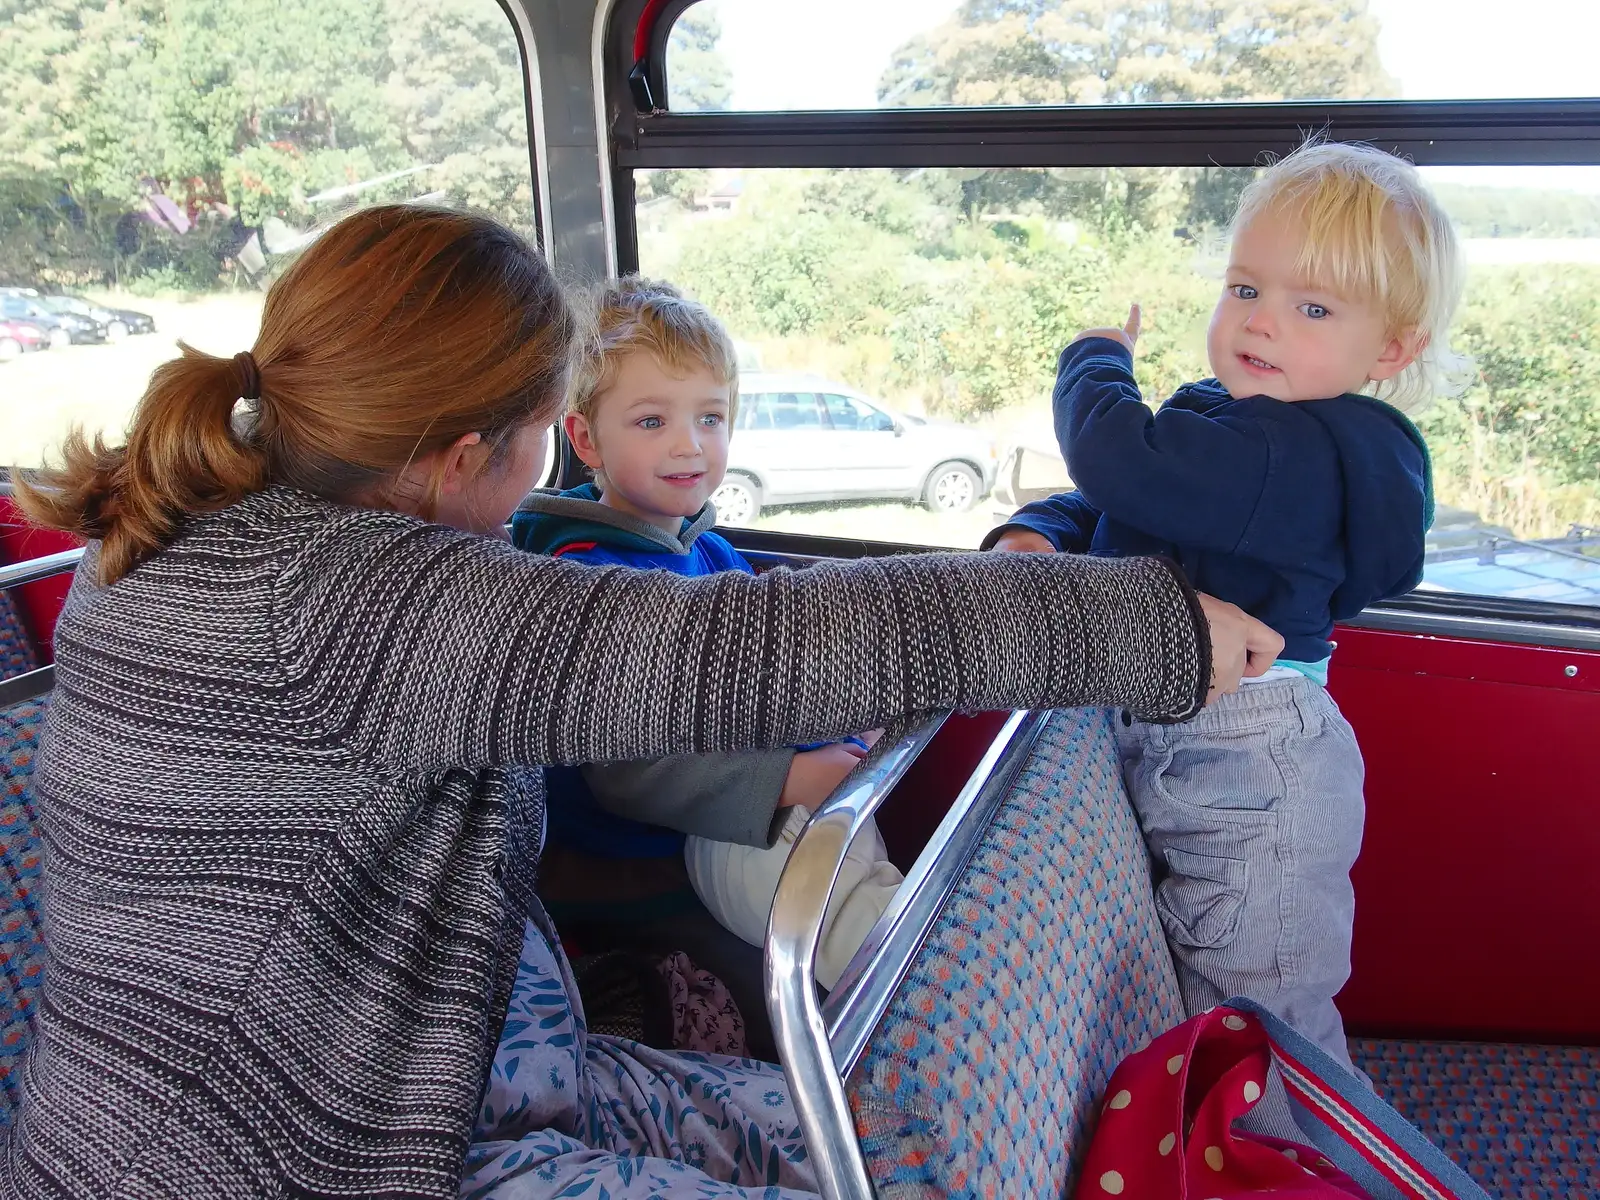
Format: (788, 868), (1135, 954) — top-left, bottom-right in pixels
(0, 547), (83, 590)
(823, 708), (1052, 1077)
(765, 712), (949, 1200)
(765, 709), (1055, 1200)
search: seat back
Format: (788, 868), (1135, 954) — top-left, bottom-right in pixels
(842, 707), (1181, 1197)
(0, 698), (47, 1130)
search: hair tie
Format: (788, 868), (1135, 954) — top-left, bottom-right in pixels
(233, 351), (262, 401)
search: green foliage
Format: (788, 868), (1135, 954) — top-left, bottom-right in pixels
(1423, 266), (1600, 496)
(0, 0), (536, 286)
(667, 8), (732, 111)
(879, 0), (1395, 108)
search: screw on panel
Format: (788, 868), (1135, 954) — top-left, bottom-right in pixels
(1565, 665), (1580, 678)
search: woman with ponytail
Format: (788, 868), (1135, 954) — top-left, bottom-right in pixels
(3, 204), (1278, 1200)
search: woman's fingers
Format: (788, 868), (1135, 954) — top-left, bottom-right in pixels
(1197, 592), (1283, 704)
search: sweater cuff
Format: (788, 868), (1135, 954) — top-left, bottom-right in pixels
(1138, 556), (1211, 724)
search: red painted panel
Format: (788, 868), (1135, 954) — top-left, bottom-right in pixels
(878, 710), (1011, 874)
(1332, 625), (1600, 1043)
(0, 495), (82, 663)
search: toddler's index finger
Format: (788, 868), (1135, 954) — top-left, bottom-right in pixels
(1125, 304), (1142, 344)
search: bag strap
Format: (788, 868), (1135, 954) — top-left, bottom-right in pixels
(1223, 999), (1491, 1200)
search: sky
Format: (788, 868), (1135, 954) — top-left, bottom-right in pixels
(689, 0), (1600, 191)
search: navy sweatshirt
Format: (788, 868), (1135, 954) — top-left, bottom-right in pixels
(984, 338), (1433, 666)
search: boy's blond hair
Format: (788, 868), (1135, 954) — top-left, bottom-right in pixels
(569, 276), (740, 424)
(1233, 140), (1472, 413)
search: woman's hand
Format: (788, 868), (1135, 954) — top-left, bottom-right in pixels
(1198, 592), (1283, 704)
(991, 529), (1057, 554)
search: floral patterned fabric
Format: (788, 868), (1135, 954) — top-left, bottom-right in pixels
(463, 904), (816, 1198)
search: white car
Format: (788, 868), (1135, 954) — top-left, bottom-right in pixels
(713, 373), (997, 526)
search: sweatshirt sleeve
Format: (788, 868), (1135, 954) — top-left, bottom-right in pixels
(979, 492), (1104, 553)
(1055, 338), (1272, 554)
(581, 748), (796, 848)
(273, 507), (1212, 775)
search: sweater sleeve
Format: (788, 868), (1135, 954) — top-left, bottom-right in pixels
(582, 748), (795, 848)
(979, 492), (1104, 554)
(272, 507), (1211, 774)
(1056, 338), (1272, 554)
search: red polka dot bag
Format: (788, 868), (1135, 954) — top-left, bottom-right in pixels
(1073, 999), (1491, 1200)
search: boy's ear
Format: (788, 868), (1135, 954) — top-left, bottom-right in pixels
(564, 412), (603, 471)
(1368, 327), (1426, 383)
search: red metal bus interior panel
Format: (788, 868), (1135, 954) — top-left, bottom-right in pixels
(0, 495), (81, 664)
(1332, 624), (1600, 1043)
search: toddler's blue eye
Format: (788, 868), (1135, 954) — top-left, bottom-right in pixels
(699, 413), (723, 427)
(1231, 284), (1258, 300)
(1300, 303), (1330, 319)
(638, 416), (663, 429)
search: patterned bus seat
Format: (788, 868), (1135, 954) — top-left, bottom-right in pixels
(0, 699), (48, 1131)
(845, 706), (1182, 1198)
(0, 593), (38, 682)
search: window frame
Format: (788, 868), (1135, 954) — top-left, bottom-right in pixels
(596, 0), (1600, 642)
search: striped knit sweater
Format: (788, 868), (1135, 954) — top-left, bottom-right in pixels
(1, 487), (1208, 1199)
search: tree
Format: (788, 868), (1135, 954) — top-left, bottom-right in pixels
(880, 0), (1395, 108)
(878, 0), (1395, 235)
(667, 7), (731, 112)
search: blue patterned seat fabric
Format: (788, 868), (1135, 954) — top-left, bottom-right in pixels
(0, 698), (47, 1131)
(846, 706), (1184, 1198)
(0, 593), (38, 683)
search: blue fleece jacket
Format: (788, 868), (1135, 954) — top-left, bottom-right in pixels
(988, 338), (1433, 667)
(511, 484), (756, 858)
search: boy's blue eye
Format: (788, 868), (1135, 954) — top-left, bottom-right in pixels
(638, 416), (663, 429)
(1230, 284), (1258, 300)
(699, 413), (723, 427)
(1299, 302), (1330, 319)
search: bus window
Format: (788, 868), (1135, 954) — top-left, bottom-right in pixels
(638, 161), (1600, 600)
(665, 0), (1600, 113)
(635, 0), (1600, 604)
(0, 0), (540, 476)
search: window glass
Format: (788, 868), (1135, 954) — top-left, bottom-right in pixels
(667, 0), (1600, 113)
(767, 393), (823, 430)
(0, 0), (536, 470)
(637, 163), (1600, 607)
(821, 393), (883, 430)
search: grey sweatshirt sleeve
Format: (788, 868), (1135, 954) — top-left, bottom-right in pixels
(277, 508), (1211, 774)
(581, 748), (796, 848)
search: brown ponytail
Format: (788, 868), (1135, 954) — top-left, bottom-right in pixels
(16, 205), (576, 585)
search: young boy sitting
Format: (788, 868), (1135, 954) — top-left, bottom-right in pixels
(987, 141), (1466, 1098)
(513, 277), (901, 994)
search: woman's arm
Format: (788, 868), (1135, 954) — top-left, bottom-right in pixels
(274, 506), (1216, 775)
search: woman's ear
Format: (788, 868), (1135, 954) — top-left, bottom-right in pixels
(565, 412), (603, 471)
(435, 432), (489, 497)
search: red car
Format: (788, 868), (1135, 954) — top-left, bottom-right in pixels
(0, 319), (51, 362)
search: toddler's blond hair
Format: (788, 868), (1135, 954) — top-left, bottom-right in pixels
(1233, 140), (1472, 412)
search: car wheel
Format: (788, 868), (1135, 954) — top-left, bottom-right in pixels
(923, 461), (982, 513)
(106, 320), (129, 342)
(47, 328), (70, 349)
(0, 338), (21, 363)
(711, 474), (762, 527)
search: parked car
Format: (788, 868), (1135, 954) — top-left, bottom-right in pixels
(713, 373), (997, 525)
(36, 292), (155, 340)
(0, 320), (51, 362)
(0, 290), (105, 346)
